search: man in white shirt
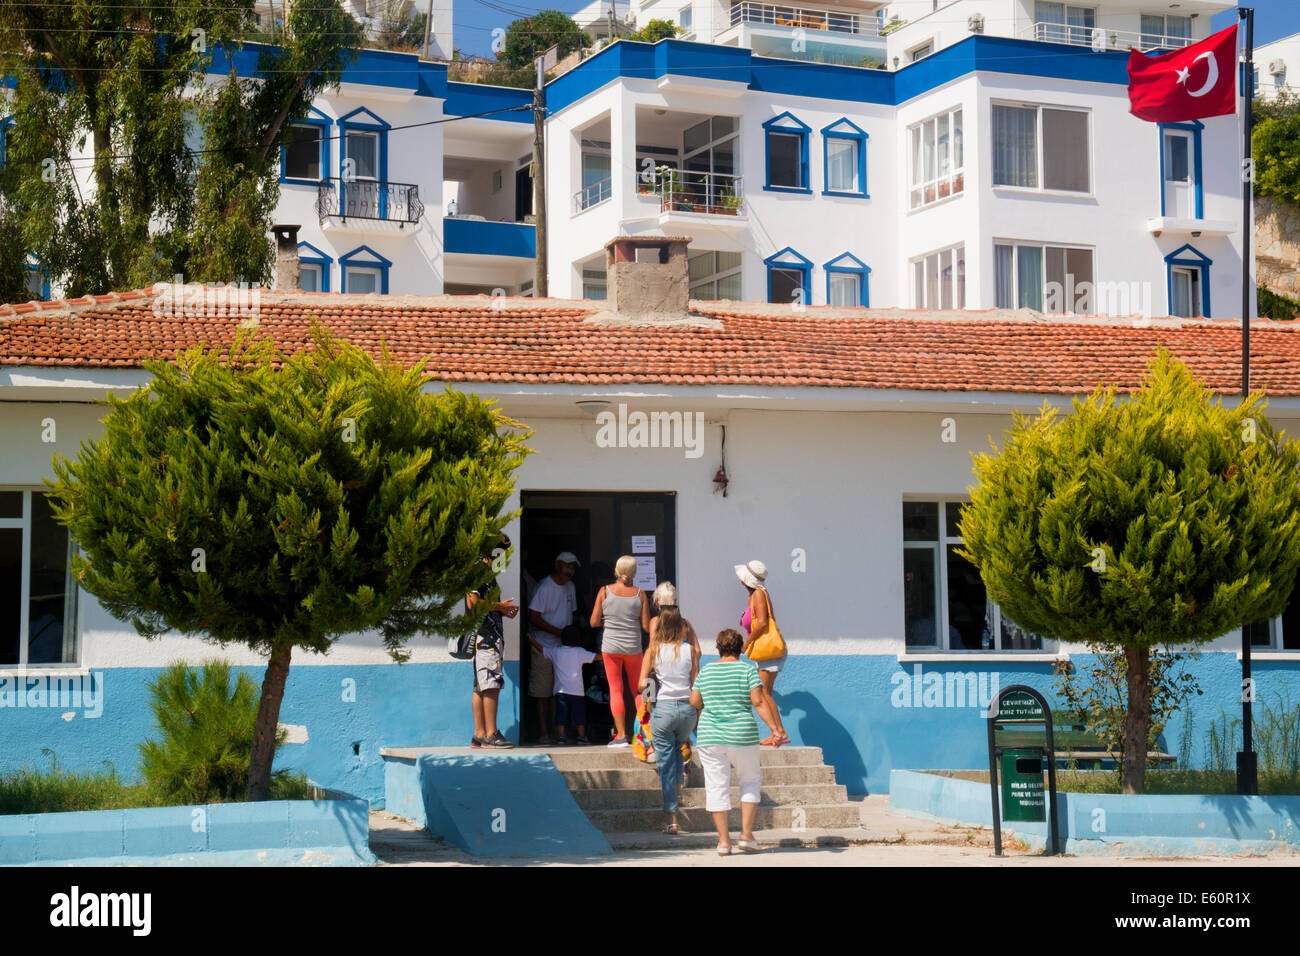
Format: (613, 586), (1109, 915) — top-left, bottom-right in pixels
(528, 551), (579, 743)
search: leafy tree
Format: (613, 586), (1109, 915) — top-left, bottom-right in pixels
(1252, 105), (1300, 204)
(499, 10), (590, 69)
(372, 1), (428, 52)
(48, 326), (531, 799)
(0, 2), (362, 301)
(625, 19), (681, 43)
(959, 350), (1300, 793)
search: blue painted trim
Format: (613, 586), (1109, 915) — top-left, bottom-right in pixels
(1164, 242), (1212, 318)
(297, 240), (333, 292)
(280, 105), (332, 187)
(820, 118), (868, 199)
(338, 106), (391, 219)
(824, 252), (871, 307)
(206, 41), (447, 99)
(1157, 120), (1204, 219)
(339, 244), (392, 294)
(444, 218), (537, 258)
(763, 111), (812, 194)
(445, 81), (533, 123)
(765, 246), (812, 304)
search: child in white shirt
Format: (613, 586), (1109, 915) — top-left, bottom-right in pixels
(530, 625), (601, 744)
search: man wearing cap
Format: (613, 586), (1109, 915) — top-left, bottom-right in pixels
(528, 552), (580, 743)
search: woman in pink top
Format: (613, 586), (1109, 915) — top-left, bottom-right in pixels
(591, 555), (651, 746)
(736, 559), (789, 747)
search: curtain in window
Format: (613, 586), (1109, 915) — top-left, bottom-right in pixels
(1042, 109), (1089, 191)
(1171, 268), (1194, 317)
(994, 244), (1014, 308)
(992, 106), (1037, 187)
(829, 272), (859, 307)
(1017, 245), (1043, 310)
(827, 139), (857, 192)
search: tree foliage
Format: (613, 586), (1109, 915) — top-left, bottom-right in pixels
(372, 1), (428, 52)
(499, 10), (590, 69)
(47, 325), (531, 798)
(959, 350), (1300, 792)
(624, 19), (681, 43)
(1253, 104), (1300, 205)
(0, 1), (362, 301)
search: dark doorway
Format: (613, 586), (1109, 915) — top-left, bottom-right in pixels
(519, 491), (676, 743)
(515, 164), (533, 221)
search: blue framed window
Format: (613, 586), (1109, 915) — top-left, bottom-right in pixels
(765, 247), (812, 305)
(1164, 243), (1211, 318)
(297, 241), (332, 293)
(1158, 120), (1203, 220)
(23, 254), (50, 301)
(821, 119), (868, 198)
(825, 253), (870, 307)
(338, 107), (390, 218)
(763, 112), (811, 194)
(339, 245), (391, 294)
(280, 106), (331, 185)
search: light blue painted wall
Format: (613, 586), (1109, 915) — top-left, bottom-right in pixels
(1, 654), (1295, 800)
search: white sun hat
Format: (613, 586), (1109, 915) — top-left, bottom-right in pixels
(734, 560), (767, 590)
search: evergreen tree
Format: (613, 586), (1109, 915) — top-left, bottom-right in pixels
(958, 350), (1300, 793)
(47, 326), (531, 799)
(499, 11), (590, 69)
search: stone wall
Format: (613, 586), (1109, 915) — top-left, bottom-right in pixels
(1256, 195), (1300, 298)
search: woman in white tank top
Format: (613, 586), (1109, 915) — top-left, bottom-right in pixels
(637, 582), (700, 834)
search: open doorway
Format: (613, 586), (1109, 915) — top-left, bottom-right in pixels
(519, 491), (676, 743)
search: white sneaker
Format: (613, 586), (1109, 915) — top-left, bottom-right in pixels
(607, 735), (631, 748)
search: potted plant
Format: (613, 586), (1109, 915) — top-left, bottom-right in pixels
(714, 186), (742, 215)
(953, 173), (965, 193)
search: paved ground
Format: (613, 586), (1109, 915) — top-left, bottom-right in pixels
(368, 796), (1300, 866)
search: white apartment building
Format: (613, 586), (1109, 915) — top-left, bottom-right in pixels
(1255, 31), (1298, 102)
(545, 36), (1244, 318)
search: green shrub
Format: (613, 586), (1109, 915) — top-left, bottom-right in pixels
(1259, 286), (1300, 321)
(0, 763), (156, 815)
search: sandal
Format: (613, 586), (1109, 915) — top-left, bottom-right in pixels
(760, 734), (780, 747)
(717, 844), (731, 856)
(661, 823), (680, 835)
(774, 733), (790, 747)
(737, 839), (761, 853)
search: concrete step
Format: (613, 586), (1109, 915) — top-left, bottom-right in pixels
(585, 802), (861, 833)
(544, 745), (825, 771)
(560, 763), (835, 790)
(569, 782), (849, 811)
(606, 827), (882, 851)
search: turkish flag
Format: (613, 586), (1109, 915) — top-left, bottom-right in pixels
(1127, 24), (1238, 122)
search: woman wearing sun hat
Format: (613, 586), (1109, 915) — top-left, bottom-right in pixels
(735, 559), (790, 747)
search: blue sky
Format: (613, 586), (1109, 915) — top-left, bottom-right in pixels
(449, 1), (1299, 59)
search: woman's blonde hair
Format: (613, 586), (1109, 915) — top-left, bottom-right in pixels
(650, 581), (685, 661)
(653, 581), (677, 607)
(614, 555), (637, 584)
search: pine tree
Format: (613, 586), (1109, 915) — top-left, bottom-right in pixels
(47, 326), (531, 799)
(958, 350), (1300, 793)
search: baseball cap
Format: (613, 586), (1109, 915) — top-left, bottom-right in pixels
(556, 551), (581, 566)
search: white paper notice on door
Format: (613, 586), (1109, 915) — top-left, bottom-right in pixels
(632, 557), (657, 591)
(631, 535), (656, 554)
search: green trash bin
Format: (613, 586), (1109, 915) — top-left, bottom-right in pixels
(1000, 748), (1046, 822)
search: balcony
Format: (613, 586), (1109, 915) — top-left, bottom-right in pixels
(316, 178), (424, 234)
(444, 217), (536, 259)
(1020, 21), (1195, 52)
(650, 169), (748, 235)
(574, 177), (613, 214)
(722, 1), (886, 67)
(729, 1), (880, 37)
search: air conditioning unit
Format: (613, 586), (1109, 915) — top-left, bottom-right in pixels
(968, 13), (984, 33)
(1269, 59), (1287, 76)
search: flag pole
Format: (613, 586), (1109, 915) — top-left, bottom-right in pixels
(1237, 5), (1258, 797)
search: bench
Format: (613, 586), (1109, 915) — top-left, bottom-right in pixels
(996, 711), (1176, 769)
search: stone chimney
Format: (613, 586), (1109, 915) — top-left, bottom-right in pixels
(604, 235), (692, 320)
(272, 224), (301, 291)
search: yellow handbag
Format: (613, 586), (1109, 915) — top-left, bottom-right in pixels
(746, 589), (787, 662)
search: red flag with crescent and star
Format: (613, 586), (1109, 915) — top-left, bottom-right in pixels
(1127, 24), (1238, 122)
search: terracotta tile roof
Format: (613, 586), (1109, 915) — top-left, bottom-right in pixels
(1, 288), (1298, 395)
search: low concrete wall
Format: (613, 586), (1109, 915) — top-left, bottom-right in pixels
(889, 769), (1300, 856)
(0, 795), (376, 866)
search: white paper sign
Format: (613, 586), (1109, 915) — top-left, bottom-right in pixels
(632, 557), (657, 591)
(631, 535), (656, 554)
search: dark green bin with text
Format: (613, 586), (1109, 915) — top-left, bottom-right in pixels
(1000, 748), (1046, 822)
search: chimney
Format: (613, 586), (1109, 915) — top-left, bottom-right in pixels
(272, 224), (301, 291)
(604, 235), (692, 320)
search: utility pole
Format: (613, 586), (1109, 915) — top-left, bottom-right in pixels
(423, 0), (435, 59)
(533, 53), (548, 297)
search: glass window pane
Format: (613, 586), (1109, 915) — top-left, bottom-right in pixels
(939, 248), (953, 309)
(992, 105), (1038, 188)
(1141, 14), (1164, 44)
(347, 269), (378, 294)
(1282, 570), (1300, 650)
(925, 253), (939, 308)
(1017, 245), (1043, 311)
(827, 138), (857, 192)
(768, 132), (802, 187)
(712, 115), (737, 139)
(910, 125), (922, 187)
(1042, 109), (1089, 192)
(952, 109), (964, 172)
(718, 272), (742, 300)
(1166, 14), (1191, 40)
(829, 272), (859, 307)
(684, 118), (711, 153)
(300, 264), (320, 293)
(286, 124), (321, 180)
(1045, 245), (1065, 312)
(769, 267), (803, 303)
(688, 251), (716, 281)
(936, 113), (949, 178)
(345, 131), (378, 179)
(956, 248), (966, 308)
(945, 501), (965, 538)
(1172, 268), (1193, 317)
(904, 547), (939, 647)
(914, 260), (924, 306)
(28, 494), (71, 664)
(903, 501), (939, 541)
(1245, 620), (1273, 648)
(0, 527), (20, 665)
(1164, 133), (1190, 182)
(717, 251), (741, 272)
(690, 280), (716, 300)
(947, 544), (986, 650)
(923, 118), (936, 182)
(1001, 611), (1043, 649)
(1066, 248), (1093, 311)
(994, 244), (1014, 309)
(0, 491), (21, 518)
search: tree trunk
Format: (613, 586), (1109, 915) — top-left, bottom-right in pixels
(247, 643), (292, 801)
(1122, 644), (1150, 795)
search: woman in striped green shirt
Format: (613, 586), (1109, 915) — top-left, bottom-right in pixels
(690, 628), (782, 854)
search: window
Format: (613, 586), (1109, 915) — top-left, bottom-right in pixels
(1160, 121), (1203, 219)
(688, 251), (742, 300)
(280, 107), (330, 184)
(909, 41), (933, 62)
(1034, 2), (1095, 45)
(765, 247), (811, 304)
(337, 107), (388, 183)
(23, 255), (48, 301)
(582, 266), (607, 300)
(679, 5), (692, 32)
(1140, 13), (1191, 49)
(339, 244), (391, 294)
(994, 242), (1094, 313)
(0, 490), (78, 666)
(681, 116), (738, 206)
(911, 244), (965, 309)
(763, 112), (810, 192)
(992, 103), (1089, 193)
(1243, 574), (1300, 649)
(824, 252), (870, 307)
(345, 131), (379, 180)
(1164, 243), (1211, 318)
(903, 500), (1043, 650)
(296, 241), (331, 293)
(822, 119), (868, 197)
(578, 150), (611, 211)
(300, 264), (323, 293)
(908, 107), (963, 209)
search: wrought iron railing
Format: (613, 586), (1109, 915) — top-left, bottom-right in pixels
(574, 176), (612, 213)
(1021, 21), (1194, 52)
(316, 178), (423, 224)
(653, 169), (744, 216)
(729, 1), (881, 37)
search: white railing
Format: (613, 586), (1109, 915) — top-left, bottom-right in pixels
(1021, 21), (1194, 52)
(574, 176), (612, 213)
(652, 169), (745, 216)
(729, 1), (881, 38)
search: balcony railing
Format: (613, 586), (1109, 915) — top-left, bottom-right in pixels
(574, 176), (612, 213)
(316, 178), (423, 224)
(1021, 21), (1194, 52)
(651, 169), (745, 217)
(729, 1), (881, 37)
